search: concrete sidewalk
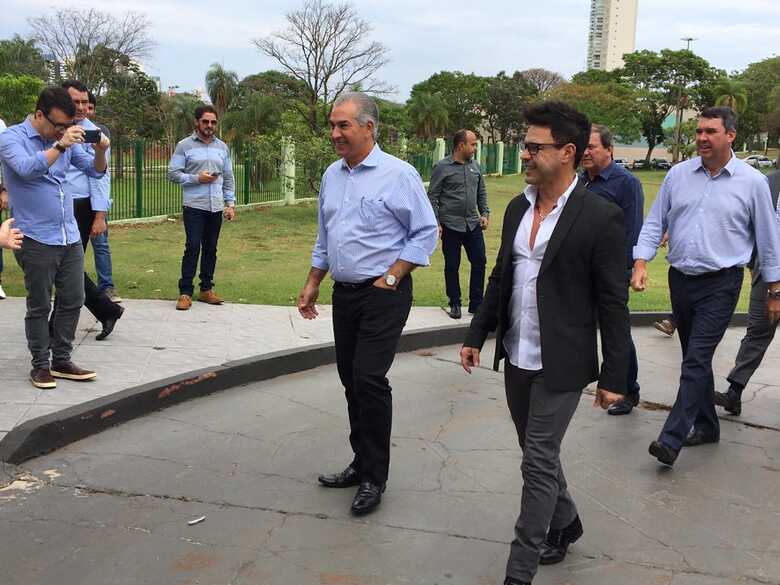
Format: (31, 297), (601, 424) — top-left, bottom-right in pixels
(0, 298), (470, 442)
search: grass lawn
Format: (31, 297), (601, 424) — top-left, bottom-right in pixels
(0, 170), (754, 312)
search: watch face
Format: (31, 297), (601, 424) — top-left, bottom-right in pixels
(386, 275), (397, 286)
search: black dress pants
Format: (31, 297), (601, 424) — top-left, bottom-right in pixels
(331, 275), (413, 485)
(441, 224), (486, 312)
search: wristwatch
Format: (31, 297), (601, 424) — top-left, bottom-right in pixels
(768, 290), (780, 300)
(384, 274), (398, 287)
(53, 141), (66, 153)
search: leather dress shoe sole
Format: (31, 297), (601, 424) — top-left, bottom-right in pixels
(96, 305), (125, 341)
(318, 466), (361, 488)
(649, 440), (678, 466)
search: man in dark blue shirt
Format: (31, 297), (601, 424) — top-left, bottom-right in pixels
(581, 124), (644, 415)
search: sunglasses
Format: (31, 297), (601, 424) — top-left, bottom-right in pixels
(199, 120), (219, 126)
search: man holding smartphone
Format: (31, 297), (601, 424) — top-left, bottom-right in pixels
(167, 105), (235, 310)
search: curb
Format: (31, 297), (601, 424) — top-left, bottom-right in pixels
(0, 312), (748, 464)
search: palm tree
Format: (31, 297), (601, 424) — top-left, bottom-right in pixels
(713, 78), (748, 113)
(205, 63), (239, 119)
(408, 92), (449, 140)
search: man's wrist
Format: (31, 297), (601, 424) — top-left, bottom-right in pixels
(53, 141), (67, 153)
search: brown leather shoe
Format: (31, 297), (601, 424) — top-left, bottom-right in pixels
(197, 290), (224, 305)
(176, 294), (192, 310)
(30, 368), (57, 389)
(50, 362), (96, 381)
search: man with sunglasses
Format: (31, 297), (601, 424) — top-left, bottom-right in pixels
(0, 86), (109, 389)
(460, 101), (630, 585)
(168, 105), (235, 310)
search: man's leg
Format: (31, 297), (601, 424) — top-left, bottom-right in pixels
(14, 239), (63, 369)
(659, 269), (742, 450)
(462, 225), (487, 313)
(441, 226), (464, 310)
(198, 210), (223, 292)
(50, 243), (86, 365)
(178, 207), (206, 297)
(92, 229), (115, 293)
(352, 276), (413, 486)
(504, 365), (581, 584)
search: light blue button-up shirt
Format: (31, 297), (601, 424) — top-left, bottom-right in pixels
(167, 133), (235, 212)
(634, 153), (780, 282)
(311, 144), (438, 283)
(63, 117), (110, 212)
(0, 117), (104, 246)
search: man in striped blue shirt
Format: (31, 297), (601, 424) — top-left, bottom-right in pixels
(168, 105), (235, 310)
(298, 92), (438, 516)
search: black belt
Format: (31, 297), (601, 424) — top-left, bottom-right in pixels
(671, 266), (742, 279)
(334, 276), (382, 289)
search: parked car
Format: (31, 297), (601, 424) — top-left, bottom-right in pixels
(651, 158), (672, 170)
(744, 154), (775, 169)
(632, 159), (648, 170)
(613, 157), (630, 169)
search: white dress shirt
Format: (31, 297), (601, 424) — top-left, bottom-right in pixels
(503, 176), (578, 369)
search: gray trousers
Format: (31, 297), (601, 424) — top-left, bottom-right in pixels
(14, 238), (84, 369)
(504, 363), (581, 583)
(727, 275), (778, 389)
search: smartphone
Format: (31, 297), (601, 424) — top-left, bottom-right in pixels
(83, 129), (102, 143)
(209, 171), (221, 177)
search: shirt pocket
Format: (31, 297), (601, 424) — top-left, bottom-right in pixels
(359, 195), (387, 232)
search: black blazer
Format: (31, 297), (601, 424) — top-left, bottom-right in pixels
(464, 180), (631, 393)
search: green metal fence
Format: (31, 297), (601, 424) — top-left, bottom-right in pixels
(503, 144), (519, 175)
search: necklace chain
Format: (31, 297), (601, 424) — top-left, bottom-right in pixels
(535, 205), (555, 221)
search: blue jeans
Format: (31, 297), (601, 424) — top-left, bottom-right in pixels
(179, 206), (223, 296)
(92, 229), (114, 291)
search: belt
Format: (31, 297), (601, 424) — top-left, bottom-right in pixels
(671, 266), (742, 279)
(334, 276), (382, 289)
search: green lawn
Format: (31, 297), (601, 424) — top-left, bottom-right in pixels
(0, 170), (754, 311)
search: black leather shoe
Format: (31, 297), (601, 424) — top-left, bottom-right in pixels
(504, 578), (530, 585)
(446, 304), (462, 319)
(607, 393), (639, 416)
(318, 465), (361, 488)
(683, 428), (719, 447)
(649, 440), (678, 466)
(538, 514), (583, 565)
(714, 388), (742, 416)
(96, 305), (125, 341)
(350, 481), (385, 515)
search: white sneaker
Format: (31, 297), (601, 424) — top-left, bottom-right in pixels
(0, 284), (6, 299)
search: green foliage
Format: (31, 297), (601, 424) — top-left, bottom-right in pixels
(374, 97), (409, 145)
(240, 70), (307, 103)
(69, 44), (129, 94)
(736, 57), (780, 149)
(0, 35), (48, 80)
(222, 91), (282, 144)
(0, 74), (44, 124)
(205, 63), (239, 119)
(407, 92), (449, 139)
(410, 71), (487, 133)
(482, 71), (538, 143)
(663, 119), (698, 160)
(711, 77), (748, 112)
(159, 92), (201, 144)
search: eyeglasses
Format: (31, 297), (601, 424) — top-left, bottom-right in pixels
(523, 142), (567, 156)
(41, 111), (74, 132)
(200, 120), (218, 126)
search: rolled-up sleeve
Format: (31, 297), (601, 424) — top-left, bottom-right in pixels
(0, 132), (50, 178)
(391, 168), (438, 266)
(88, 148), (111, 212)
(311, 176), (329, 271)
(70, 143), (105, 179)
(633, 172), (671, 262)
(753, 177), (780, 282)
(222, 147), (236, 204)
(168, 142), (196, 185)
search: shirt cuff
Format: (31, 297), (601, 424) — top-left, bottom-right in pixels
(760, 266), (780, 283)
(632, 245), (657, 262)
(399, 244), (431, 267)
(90, 199), (110, 212)
(311, 256), (329, 271)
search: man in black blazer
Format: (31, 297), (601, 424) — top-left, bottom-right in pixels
(460, 101), (631, 585)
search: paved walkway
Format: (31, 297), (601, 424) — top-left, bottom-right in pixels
(0, 298), (470, 441)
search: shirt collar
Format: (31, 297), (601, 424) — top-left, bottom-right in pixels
(341, 143), (382, 169)
(694, 150), (738, 177)
(524, 174), (579, 210)
(192, 132), (217, 144)
(581, 160), (616, 183)
(22, 117), (42, 140)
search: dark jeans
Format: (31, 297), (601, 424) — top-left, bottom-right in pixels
(625, 271), (640, 398)
(331, 275), (413, 485)
(659, 267), (743, 450)
(504, 364), (581, 583)
(179, 206), (223, 296)
(441, 224), (486, 312)
(14, 238), (84, 369)
(92, 225), (114, 291)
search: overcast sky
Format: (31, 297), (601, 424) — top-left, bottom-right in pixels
(2, 0), (778, 101)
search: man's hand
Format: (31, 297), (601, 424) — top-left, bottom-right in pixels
(224, 206), (236, 221)
(631, 260), (647, 292)
(297, 281), (320, 320)
(0, 218), (23, 250)
(460, 346), (481, 373)
(372, 276), (397, 290)
(768, 296), (780, 324)
(197, 171), (218, 184)
(660, 231), (669, 248)
(480, 216), (489, 230)
(438, 225), (443, 238)
(0, 189), (8, 210)
(93, 132), (110, 153)
(594, 388), (623, 409)
(89, 214), (107, 238)
(58, 126), (85, 148)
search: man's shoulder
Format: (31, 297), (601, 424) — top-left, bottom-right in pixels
(0, 122), (26, 144)
(611, 163), (641, 186)
(376, 149), (423, 182)
(432, 155), (454, 169)
(581, 184), (622, 215)
(80, 118), (99, 131)
(175, 134), (197, 149)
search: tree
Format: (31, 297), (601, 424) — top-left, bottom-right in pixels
(240, 70), (307, 104)
(0, 74), (44, 124)
(159, 92), (201, 145)
(736, 57), (780, 151)
(254, 0), (390, 132)
(221, 92), (282, 143)
(410, 71), (487, 134)
(712, 77), (748, 112)
(482, 71), (538, 143)
(28, 8), (154, 87)
(519, 68), (565, 94)
(0, 35), (48, 80)
(205, 63), (239, 119)
(70, 44), (130, 94)
(407, 92), (449, 139)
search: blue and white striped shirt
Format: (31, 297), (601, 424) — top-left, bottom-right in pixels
(167, 133), (235, 211)
(63, 117), (110, 212)
(634, 153), (780, 282)
(312, 144), (438, 283)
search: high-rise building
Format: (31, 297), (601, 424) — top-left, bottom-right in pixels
(586, 0), (638, 71)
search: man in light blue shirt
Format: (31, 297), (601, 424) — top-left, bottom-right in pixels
(168, 105), (235, 310)
(0, 86), (109, 389)
(632, 107), (780, 467)
(298, 92), (437, 516)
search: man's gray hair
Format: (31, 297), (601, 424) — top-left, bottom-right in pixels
(333, 91), (379, 140)
(591, 124), (613, 149)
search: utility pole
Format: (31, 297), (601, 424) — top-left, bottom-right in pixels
(673, 37), (698, 162)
